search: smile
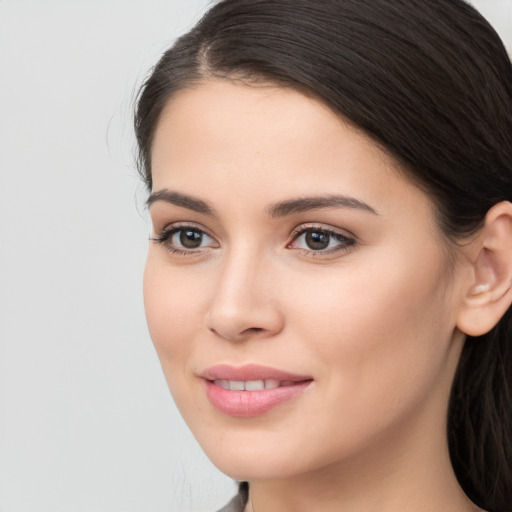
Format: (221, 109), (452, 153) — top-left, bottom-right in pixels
(201, 364), (313, 417)
(213, 379), (296, 390)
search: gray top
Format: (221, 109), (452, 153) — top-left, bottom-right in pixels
(215, 493), (245, 512)
(216, 482), (248, 512)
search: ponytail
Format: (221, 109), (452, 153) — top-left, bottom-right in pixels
(449, 307), (512, 511)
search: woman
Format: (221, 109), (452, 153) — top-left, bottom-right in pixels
(134, 1), (512, 511)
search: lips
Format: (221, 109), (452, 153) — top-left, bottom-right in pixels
(213, 378), (287, 390)
(201, 364), (313, 417)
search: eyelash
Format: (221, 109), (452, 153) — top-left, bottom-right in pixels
(151, 223), (218, 255)
(287, 224), (356, 257)
(151, 223), (356, 257)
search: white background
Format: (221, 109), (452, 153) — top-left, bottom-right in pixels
(0, 1), (510, 511)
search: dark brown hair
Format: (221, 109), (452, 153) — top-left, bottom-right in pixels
(134, 1), (512, 509)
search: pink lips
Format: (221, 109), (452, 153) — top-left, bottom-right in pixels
(201, 364), (313, 417)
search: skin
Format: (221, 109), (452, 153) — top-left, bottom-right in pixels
(144, 80), (484, 512)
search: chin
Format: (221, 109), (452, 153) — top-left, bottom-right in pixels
(192, 426), (307, 481)
(208, 450), (299, 482)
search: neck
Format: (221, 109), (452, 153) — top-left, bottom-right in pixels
(245, 408), (481, 512)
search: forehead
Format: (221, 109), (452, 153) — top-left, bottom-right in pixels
(152, 80), (351, 167)
(150, 79), (433, 222)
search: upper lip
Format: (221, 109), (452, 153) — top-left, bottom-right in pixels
(201, 363), (312, 382)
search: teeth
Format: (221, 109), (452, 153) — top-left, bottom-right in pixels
(229, 380), (245, 391)
(213, 379), (284, 390)
(245, 380), (265, 391)
(215, 379), (230, 390)
(264, 379), (280, 389)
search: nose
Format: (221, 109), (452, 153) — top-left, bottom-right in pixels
(205, 250), (284, 342)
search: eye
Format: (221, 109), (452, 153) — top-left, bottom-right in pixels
(152, 224), (218, 254)
(288, 226), (356, 255)
(173, 228), (208, 249)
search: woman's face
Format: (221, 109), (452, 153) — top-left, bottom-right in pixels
(145, 80), (468, 481)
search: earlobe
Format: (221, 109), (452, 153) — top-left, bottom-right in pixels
(457, 201), (512, 337)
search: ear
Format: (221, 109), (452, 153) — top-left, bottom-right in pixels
(457, 201), (512, 337)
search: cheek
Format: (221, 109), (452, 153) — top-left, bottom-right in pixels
(290, 250), (454, 419)
(143, 255), (205, 373)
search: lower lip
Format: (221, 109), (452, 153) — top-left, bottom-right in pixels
(204, 380), (312, 417)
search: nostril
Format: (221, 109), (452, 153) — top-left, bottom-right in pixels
(243, 327), (265, 335)
(206, 302), (284, 341)
(209, 325), (266, 341)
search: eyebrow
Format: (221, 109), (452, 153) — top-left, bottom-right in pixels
(146, 189), (216, 216)
(267, 195), (378, 217)
(147, 189), (377, 217)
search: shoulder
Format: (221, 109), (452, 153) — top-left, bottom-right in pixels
(216, 482), (248, 512)
(215, 494), (245, 512)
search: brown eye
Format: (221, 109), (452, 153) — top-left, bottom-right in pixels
(152, 224), (218, 254)
(288, 226), (356, 255)
(179, 229), (204, 249)
(304, 230), (331, 250)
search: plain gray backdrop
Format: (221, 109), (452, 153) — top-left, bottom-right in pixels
(0, 1), (510, 511)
